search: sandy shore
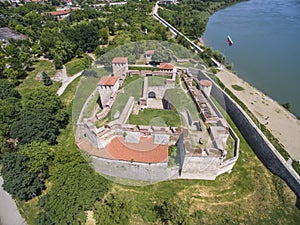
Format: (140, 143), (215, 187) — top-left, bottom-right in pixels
(217, 68), (300, 160)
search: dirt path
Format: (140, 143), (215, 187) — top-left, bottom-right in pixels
(0, 177), (27, 225)
(217, 69), (300, 160)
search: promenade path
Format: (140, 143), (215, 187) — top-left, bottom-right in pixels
(0, 177), (26, 225)
(56, 53), (96, 96)
(56, 66), (83, 96)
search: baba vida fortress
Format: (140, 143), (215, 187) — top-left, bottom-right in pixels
(76, 51), (239, 182)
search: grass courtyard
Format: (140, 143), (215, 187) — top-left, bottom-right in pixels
(128, 108), (181, 127)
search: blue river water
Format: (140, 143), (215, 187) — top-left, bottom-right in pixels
(202, 0), (300, 117)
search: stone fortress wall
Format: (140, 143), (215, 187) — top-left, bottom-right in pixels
(189, 68), (300, 207)
(77, 58), (240, 182)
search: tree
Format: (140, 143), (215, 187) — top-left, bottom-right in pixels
(99, 27), (109, 45)
(94, 194), (133, 225)
(42, 71), (52, 86)
(1, 152), (45, 201)
(0, 79), (21, 99)
(35, 164), (111, 225)
(19, 142), (54, 180)
(0, 97), (21, 139)
(155, 198), (192, 225)
(10, 89), (68, 144)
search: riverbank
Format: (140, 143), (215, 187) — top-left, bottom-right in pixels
(216, 68), (300, 161)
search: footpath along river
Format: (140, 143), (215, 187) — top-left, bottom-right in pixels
(202, 0), (300, 117)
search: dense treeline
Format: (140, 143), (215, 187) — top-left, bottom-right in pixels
(158, 0), (244, 39)
(0, 0), (169, 71)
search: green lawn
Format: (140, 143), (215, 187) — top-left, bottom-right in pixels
(128, 108), (181, 127)
(110, 77), (143, 120)
(148, 76), (168, 86)
(65, 55), (93, 77)
(72, 67), (109, 124)
(166, 86), (200, 121)
(17, 60), (61, 96)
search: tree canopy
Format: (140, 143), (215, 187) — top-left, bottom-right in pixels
(10, 88), (68, 145)
(1, 152), (45, 201)
(36, 164), (111, 225)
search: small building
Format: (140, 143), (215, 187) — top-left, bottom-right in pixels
(48, 9), (71, 19)
(145, 50), (155, 64)
(97, 75), (119, 107)
(112, 57), (128, 76)
(159, 62), (174, 72)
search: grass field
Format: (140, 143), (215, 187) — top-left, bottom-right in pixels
(65, 55), (93, 77)
(17, 60), (61, 96)
(110, 77), (143, 120)
(128, 108), (181, 127)
(72, 67), (110, 124)
(166, 86), (200, 122)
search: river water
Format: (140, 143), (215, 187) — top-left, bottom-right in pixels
(202, 0), (300, 117)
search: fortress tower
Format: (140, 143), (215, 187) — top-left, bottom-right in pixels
(112, 57), (128, 76)
(97, 75), (119, 107)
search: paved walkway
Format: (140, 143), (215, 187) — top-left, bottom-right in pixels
(0, 177), (26, 225)
(56, 66), (83, 96)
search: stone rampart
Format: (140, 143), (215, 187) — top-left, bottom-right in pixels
(189, 68), (300, 207)
(91, 156), (178, 182)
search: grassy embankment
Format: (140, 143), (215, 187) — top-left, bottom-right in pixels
(65, 54), (93, 77)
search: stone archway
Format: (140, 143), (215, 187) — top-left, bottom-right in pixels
(148, 91), (156, 98)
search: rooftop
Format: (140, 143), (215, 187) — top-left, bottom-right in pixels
(48, 9), (70, 16)
(145, 50), (155, 55)
(105, 137), (168, 163)
(199, 79), (213, 87)
(112, 57), (128, 64)
(159, 62), (174, 70)
(98, 76), (119, 86)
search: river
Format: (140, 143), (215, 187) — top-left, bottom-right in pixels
(202, 0), (300, 117)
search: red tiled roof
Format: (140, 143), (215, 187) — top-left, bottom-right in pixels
(98, 76), (119, 86)
(145, 50), (155, 55)
(199, 79), (212, 87)
(76, 136), (168, 163)
(49, 9), (70, 16)
(159, 62), (174, 70)
(105, 137), (168, 163)
(112, 57), (128, 64)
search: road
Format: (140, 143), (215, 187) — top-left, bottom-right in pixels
(152, 2), (221, 68)
(0, 177), (27, 225)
